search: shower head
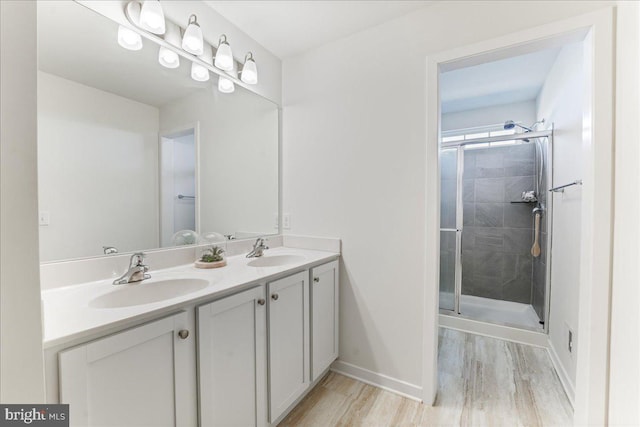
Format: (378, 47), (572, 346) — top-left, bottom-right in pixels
(504, 120), (533, 132)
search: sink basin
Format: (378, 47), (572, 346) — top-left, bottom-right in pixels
(247, 254), (306, 268)
(90, 278), (209, 309)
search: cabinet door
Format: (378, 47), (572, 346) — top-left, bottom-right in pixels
(59, 312), (191, 427)
(197, 286), (267, 427)
(268, 271), (310, 423)
(311, 260), (340, 381)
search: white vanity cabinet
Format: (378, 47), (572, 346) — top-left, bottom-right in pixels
(310, 260), (340, 381)
(58, 311), (192, 427)
(267, 271), (310, 423)
(48, 254), (340, 427)
(197, 286), (268, 427)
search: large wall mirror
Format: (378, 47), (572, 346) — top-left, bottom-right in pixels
(37, 1), (279, 263)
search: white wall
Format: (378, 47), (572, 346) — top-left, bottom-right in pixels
(536, 42), (585, 398)
(0, 0), (46, 402)
(441, 100), (537, 132)
(608, 1), (640, 424)
(282, 1), (611, 395)
(160, 88), (279, 238)
(37, 72), (160, 261)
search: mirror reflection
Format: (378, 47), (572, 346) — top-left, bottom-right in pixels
(36, 2), (279, 263)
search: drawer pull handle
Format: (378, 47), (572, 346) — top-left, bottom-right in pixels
(178, 330), (189, 340)
(257, 298), (266, 306)
(313, 277), (320, 283)
(271, 293), (279, 301)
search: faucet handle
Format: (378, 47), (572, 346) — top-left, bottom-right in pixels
(130, 252), (146, 267)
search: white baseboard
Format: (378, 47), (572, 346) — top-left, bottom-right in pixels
(330, 360), (423, 402)
(547, 339), (576, 407)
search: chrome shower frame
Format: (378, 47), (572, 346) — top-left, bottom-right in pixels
(439, 129), (554, 334)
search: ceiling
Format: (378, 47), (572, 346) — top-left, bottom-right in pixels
(440, 48), (562, 114)
(204, 1), (432, 59)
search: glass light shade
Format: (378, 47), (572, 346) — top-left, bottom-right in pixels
(191, 62), (209, 82)
(117, 25), (143, 51)
(158, 46), (180, 68)
(218, 76), (235, 93)
(182, 16), (204, 56)
(214, 38), (234, 71)
(241, 57), (258, 84)
(139, 0), (165, 35)
(198, 231), (226, 244)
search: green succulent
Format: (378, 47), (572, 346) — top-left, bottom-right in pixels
(200, 245), (225, 262)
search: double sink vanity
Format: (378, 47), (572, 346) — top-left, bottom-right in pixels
(42, 240), (340, 426)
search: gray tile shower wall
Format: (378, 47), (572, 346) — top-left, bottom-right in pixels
(461, 144), (536, 304)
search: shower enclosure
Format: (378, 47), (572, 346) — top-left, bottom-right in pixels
(439, 126), (552, 331)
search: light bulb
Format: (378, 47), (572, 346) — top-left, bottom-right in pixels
(191, 63), (209, 82)
(117, 25), (143, 51)
(218, 76), (235, 93)
(240, 52), (258, 84)
(158, 46), (179, 68)
(214, 35), (234, 71)
(139, 0), (165, 35)
(182, 15), (204, 56)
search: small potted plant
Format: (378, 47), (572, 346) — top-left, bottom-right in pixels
(195, 245), (227, 269)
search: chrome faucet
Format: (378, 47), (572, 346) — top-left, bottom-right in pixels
(113, 252), (151, 285)
(246, 238), (269, 258)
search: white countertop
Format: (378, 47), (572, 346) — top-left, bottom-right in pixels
(41, 247), (339, 349)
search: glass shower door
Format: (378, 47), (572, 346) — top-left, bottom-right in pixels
(439, 148), (462, 312)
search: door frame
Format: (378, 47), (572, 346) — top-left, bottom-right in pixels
(423, 9), (614, 425)
(158, 122), (201, 246)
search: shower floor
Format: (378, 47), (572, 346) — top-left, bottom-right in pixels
(440, 293), (542, 330)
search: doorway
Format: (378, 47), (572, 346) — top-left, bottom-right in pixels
(160, 126), (197, 247)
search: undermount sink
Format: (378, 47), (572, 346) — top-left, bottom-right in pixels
(89, 278), (209, 309)
(247, 254), (306, 268)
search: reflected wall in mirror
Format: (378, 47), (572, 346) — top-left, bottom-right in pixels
(37, 1), (279, 263)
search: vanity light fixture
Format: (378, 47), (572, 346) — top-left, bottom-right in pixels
(158, 23), (181, 68)
(240, 52), (258, 85)
(218, 76), (235, 93)
(139, 0), (165, 35)
(191, 45), (213, 82)
(159, 47), (180, 68)
(117, 25), (143, 51)
(214, 34), (233, 71)
(122, 2), (250, 94)
(182, 15), (204, 56)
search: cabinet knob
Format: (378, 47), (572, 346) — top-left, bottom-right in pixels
(271, 293), (279, 301)
(313, 277), (320, 283)
(178, 329), (189, 339)
(257, 298), (266, 306)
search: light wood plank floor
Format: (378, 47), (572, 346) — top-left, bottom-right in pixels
(281, 328), (573, 426)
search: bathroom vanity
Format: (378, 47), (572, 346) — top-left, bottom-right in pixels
(42, 246), (339, 426)
(35, 3), (340, 425)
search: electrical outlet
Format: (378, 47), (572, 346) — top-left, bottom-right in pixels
(39, 211), (50, 226)
(282, 213), (291, 230)
(566, 323), (574, 354)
